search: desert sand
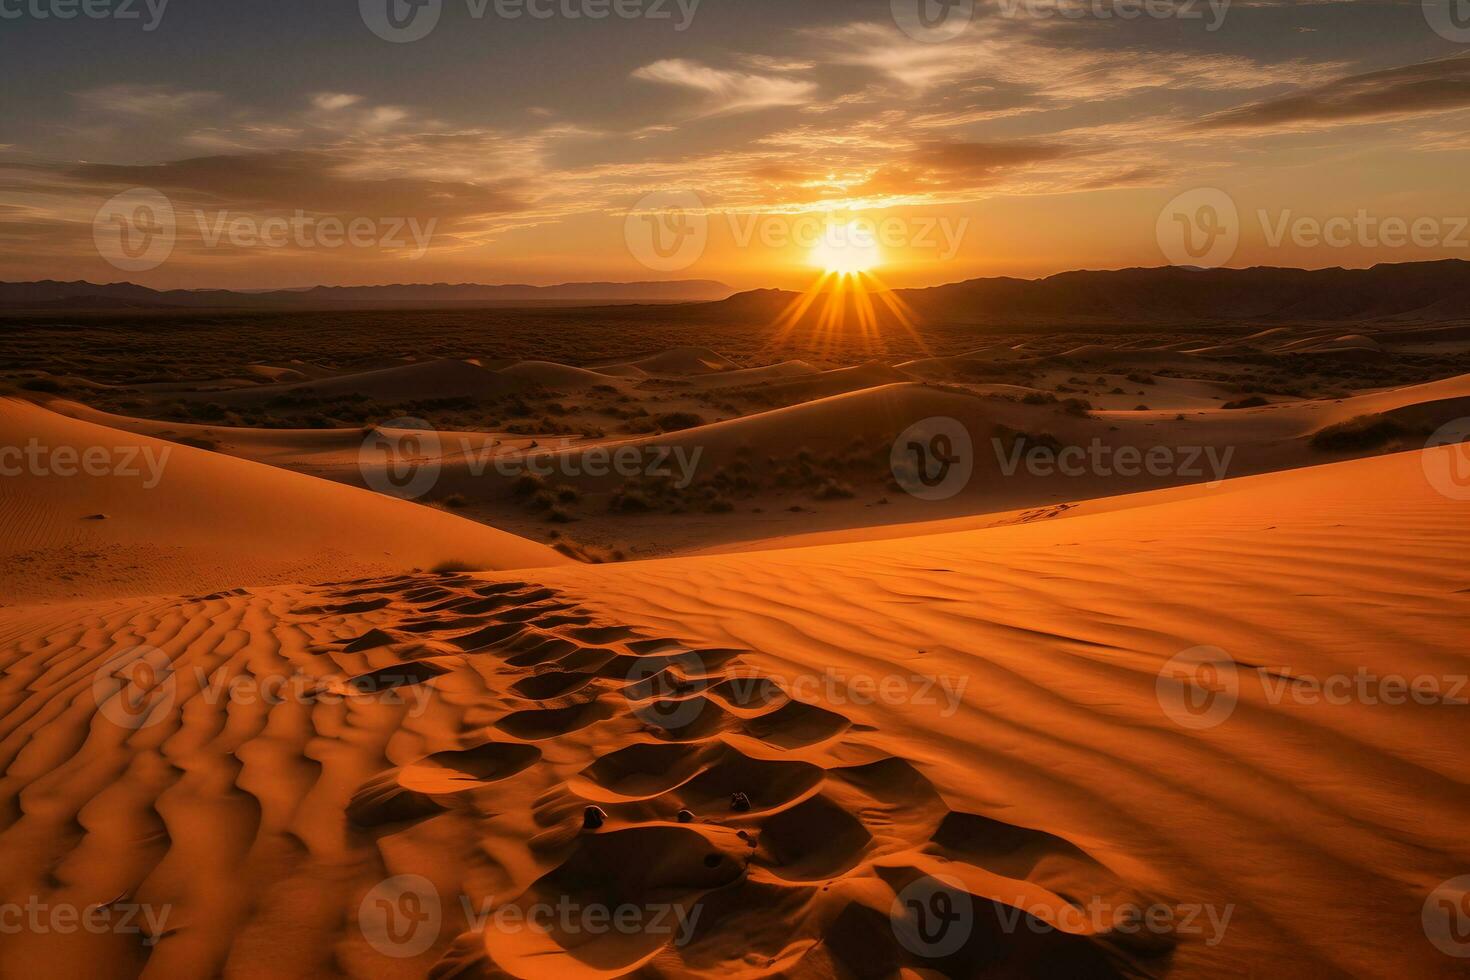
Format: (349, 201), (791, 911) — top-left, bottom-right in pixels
(29, 329), (1470, 559)
(2, 436), (1467, 976)
(3, 327), (1469, 978)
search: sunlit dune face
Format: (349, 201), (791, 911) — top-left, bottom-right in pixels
(810, 221), (881, 275)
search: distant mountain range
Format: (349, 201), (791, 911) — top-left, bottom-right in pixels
(5, 260), (1470, 322)
(707, 260), (1470, 325)
(0, 279), (733, 310)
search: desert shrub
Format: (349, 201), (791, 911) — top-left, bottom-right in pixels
(621, 416), (659, 434)
(991, 424), (1064, 455)
(551, 537), (626, 563)
(512, 473), (545, 497)
(655, 411), (704, 432)
(814, 479), (855, 500)
(190, 402), (230, 421)
(610, 488), (652, 512)
(1223, 396), (1269, 409)
(1060, 397), (1092, 417)
(430, 560), (482, 573)
(1021, 391), (1058, 405)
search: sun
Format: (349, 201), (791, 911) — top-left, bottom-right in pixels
(809, 220), (881, 275)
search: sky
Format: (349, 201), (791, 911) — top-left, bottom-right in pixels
(1, 0), (1469, 290)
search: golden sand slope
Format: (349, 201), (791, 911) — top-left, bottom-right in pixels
(0, 447), (1466, 977)
(0, 398), (565, 603)
(530, 446), (1470, 977)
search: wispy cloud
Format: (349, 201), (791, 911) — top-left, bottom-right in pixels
(74, 84), (220, 118)
(310, 93), (363, 112)
(1198, 53), (1470, 129)
(631, 59), (817, 116)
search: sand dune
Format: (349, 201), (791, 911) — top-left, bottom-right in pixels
(596, 347), (739, 376)
(245, 364), (309, 383)
(515, 383), (993, 481)
(1051, 345), (1209, 368)
(2, 446), (1465, 976)
(516, 371), (1470, 490)
(682, 360), (819, 389)
(495, 361), (628, 389)
(0, 398), (564, 602)
(736, 361), (914, 402)
(520, 444), (1470, 977)
(895, 346), (1025, 379)
(206, 359), (523, 406)
(35, 367), (1470, 559)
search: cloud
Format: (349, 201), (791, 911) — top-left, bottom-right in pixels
(1198, 53), (1470, 129)
(68, 151), (523, 223)
(838, 139), (1075, 199)
(74, 84), (219, 117)
(806, 20), (1337, 100)
(913, 141), (1071, 174)
(1076, 164), (1171, 190)
(631, 59), (817, 115)
(311, 93), (363, 111)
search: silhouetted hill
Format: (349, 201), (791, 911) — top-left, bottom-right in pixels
(0, 279), (733, 311)
(9, 262), (1470, 322)
(704, 261), (1470, 326)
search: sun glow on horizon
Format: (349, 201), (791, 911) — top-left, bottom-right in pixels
(809, 220), (882, 275)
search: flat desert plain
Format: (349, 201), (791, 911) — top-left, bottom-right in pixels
(2, 313), (1469, 978)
